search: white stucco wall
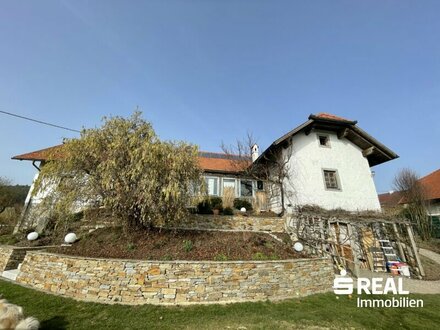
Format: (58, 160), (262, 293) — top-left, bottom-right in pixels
(273, 130), (381, 212)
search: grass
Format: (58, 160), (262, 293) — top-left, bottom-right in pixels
(1, 280), (440, 329)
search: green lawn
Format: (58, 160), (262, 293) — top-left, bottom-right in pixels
(1, 280), (439, 330)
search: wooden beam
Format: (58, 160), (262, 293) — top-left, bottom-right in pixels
(347, 223), (360, 278)
(304, 124), (314, 136)
(337, 128), (349, 139)
(362, 146), (375, 157)
(406, 224), (425, 277)
(392, 223), (407, 262)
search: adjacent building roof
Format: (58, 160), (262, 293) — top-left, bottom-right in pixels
(12, 145), (247, 174)
(255, 112), (398, 167)
(419, 169), (440, 201)
(378, 191), (404, 208)
(378, 168), (440, 207)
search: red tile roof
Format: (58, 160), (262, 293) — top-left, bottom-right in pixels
(315, 112), (354, 122)
(198, 153), (249, 173)
(378, 168), (440, 207)
(12, 145), (64, 161)
(419, 169), (440, 201)
(378, 191), (404, 208)
(12, 146), (248, 174)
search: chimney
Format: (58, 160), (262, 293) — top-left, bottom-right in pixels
(251, 144), (259, 162)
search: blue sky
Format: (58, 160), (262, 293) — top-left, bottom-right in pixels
(0, 0), (439, 193)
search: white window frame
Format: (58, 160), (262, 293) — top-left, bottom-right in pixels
(221, 177), (238, 197)
(204, 176), (219, 196)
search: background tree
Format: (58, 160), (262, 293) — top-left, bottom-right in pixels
(394, 168), (432, 240)
(34, 112), (203, 230)
(0, 177), (29, 214)
(0, 176), (12, 214)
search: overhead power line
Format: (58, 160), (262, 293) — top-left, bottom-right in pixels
(0, 110), (81, 133)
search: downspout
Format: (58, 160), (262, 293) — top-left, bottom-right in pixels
(32, 160), (41, 172)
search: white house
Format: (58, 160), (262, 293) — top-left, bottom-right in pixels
(254, 113), (398, 213)
(12, 113), (398, 226)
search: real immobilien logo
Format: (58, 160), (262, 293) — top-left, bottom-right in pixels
(333, 275), (424, 308)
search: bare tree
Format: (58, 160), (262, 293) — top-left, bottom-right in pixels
(221, 133), (293, 216)
(0, 177), (12, 214)
(394, 168), (431, 240)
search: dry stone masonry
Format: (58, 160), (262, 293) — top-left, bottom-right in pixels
(172, 215), (285, 233)
(16, 251), (333, 305)
(0, 245), (51, 271)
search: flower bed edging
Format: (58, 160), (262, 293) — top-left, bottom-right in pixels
(16, 251), (334, 305)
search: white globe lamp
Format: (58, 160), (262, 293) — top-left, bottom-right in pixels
(293, 242), (304, 252)
(27, 232), (39, 241)
(240, 207), (246, 212)
(64, 233), (78, 244)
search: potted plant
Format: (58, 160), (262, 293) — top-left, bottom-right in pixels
(210, 197), (223, 216)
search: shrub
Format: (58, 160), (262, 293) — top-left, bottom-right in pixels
(222, 187), (235, 208)
(33, 112), (203, 231)
(223, 207), (234, 215)
(214, 253), (228, 261)
(252, 252), (267, 260)
(210, 197), (223, 211)
(197, 199), (213, 214)
(233, 199), (253, 211)
(197, 197), (223, 214)
(183, 239), (193, 252)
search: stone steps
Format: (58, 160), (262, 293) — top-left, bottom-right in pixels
(2, 269), (19, 281)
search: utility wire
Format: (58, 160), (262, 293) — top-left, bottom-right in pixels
(0, 110), (81, 133)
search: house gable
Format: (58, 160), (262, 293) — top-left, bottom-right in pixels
(255, 113), (398, 167)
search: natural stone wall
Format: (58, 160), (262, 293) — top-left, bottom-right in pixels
(0, 246), (14, 271)
(17, 252), (333, 305)
(174, 215), (286, 233)
(0, 245), (56, 271)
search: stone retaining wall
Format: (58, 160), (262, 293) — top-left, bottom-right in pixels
(174, 215), (285, 233)
(0, 246), (14, 271)
(0, 245), (56, 271)
(16, 252), (333, 305)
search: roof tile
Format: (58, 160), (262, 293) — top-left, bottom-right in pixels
(12, 145), (248, 173)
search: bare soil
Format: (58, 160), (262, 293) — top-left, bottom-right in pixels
(50, 227), (304, 261)
(420, 255), (440, 281)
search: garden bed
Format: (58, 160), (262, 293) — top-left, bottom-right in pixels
(50, 227), (300, 261)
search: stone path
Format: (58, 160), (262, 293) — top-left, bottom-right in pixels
(419, 248), (440, 264)
(354, 269), (440, 294)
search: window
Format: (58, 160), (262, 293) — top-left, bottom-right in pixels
(257, 180), (264, 191)
(204, 176), (219, 196)
(240, 180), (253, 197)
(223, 178), (236, 197)
(323, 170), (340, 190)
(318, 134), (330, 147)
